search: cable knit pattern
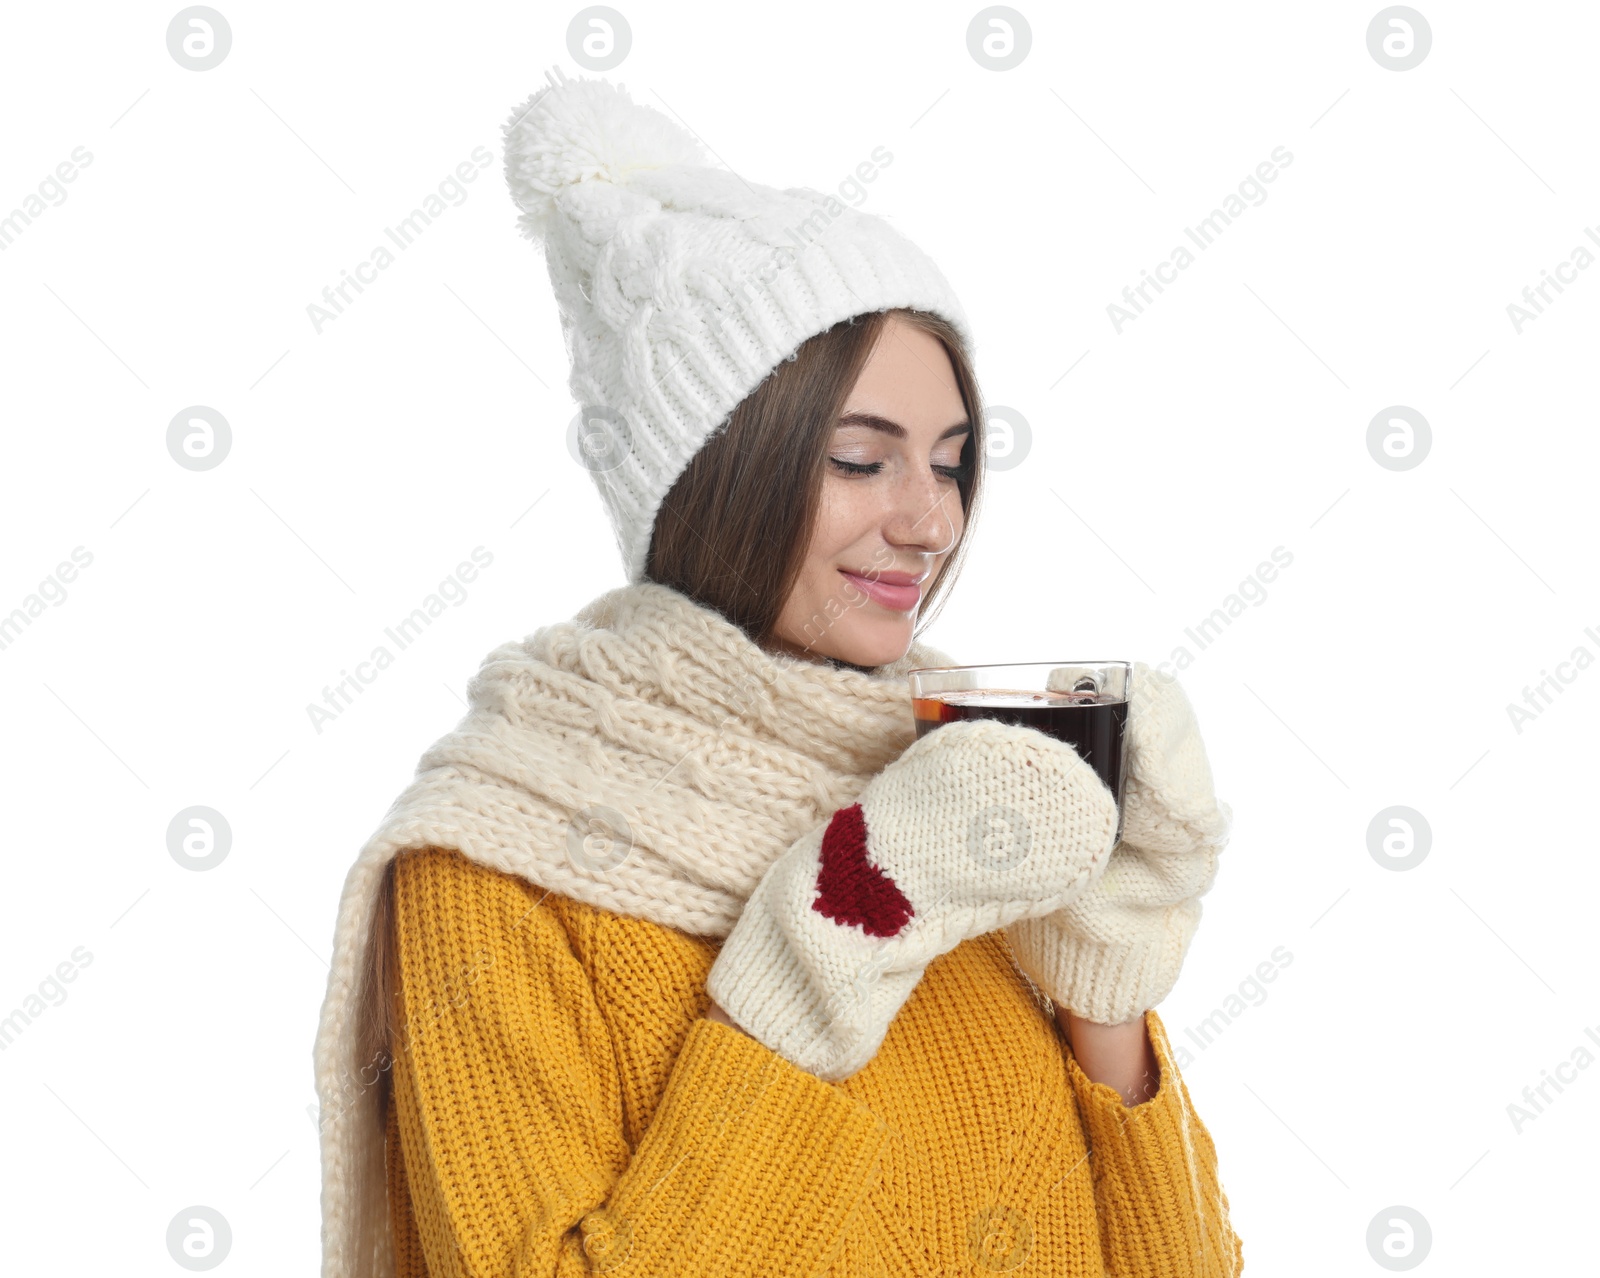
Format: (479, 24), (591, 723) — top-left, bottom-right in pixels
(315, 580), (956, 1278)
(383, 847), (1244, 1276)
(706, 717), (1119, 1081)
(501, 73), (975, 582)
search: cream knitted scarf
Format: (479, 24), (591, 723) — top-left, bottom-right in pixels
(312, 579), (955, 1278)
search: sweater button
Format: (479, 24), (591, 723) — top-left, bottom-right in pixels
(580, 1209), (633, 1271)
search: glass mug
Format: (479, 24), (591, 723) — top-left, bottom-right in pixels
(907, 661), (1132, 842)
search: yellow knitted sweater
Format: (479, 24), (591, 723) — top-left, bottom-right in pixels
(379, 846), (1244, 1276)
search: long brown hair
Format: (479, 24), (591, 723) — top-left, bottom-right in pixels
(357, 306), (986, 1117)
(355, 854), (402, 1125)
(646, 306), (987, 653)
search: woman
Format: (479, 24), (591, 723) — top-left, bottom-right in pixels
(313, 74), (1242, 1277)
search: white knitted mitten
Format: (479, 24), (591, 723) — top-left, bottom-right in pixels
(1005, 662), (1233, 1026)
(706, 717), (1120, 1082)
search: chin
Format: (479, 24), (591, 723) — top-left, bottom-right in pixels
(824, 615), (916, 670)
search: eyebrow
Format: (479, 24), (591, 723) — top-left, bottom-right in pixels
(836, 411), (971, 441)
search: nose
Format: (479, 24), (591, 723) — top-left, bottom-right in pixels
(882, 463), (960, 556)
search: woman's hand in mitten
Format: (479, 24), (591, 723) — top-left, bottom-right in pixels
(705, 717), (1120, 1082)
(1004, 662), (1233, 1026)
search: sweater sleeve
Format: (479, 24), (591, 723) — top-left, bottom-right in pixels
(1064, 1009), (1245, 1276)
(385, 848), (890, 1277)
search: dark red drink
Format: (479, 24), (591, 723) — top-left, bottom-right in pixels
(913, 688), (1128, 823)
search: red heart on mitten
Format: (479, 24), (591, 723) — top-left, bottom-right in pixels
(811, 803), (914, 938)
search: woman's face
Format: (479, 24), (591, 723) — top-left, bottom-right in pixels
(769, 314), (971, 669)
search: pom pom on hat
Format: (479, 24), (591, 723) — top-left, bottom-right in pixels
(502, 76), (707, 243)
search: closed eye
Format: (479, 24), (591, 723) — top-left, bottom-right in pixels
(829, 458), (970, 480)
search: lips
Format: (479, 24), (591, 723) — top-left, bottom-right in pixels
(839, 569), (923, 611)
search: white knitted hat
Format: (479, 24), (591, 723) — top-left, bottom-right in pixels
(502, 72), (976, 583)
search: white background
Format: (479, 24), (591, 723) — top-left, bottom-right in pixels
(2, 0), (1595, 1272)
